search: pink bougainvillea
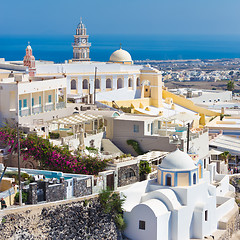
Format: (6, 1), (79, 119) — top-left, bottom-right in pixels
(0, 126), (108, 175)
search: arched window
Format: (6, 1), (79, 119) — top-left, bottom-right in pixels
(71, 79), (77, 90)
(117, 78), (123, 89)
(95, 79), (100, 89)
(128, 78), (133, 87)
(193, 173), (196, 184)
(123, 168), (136, 179)
(82, 79), (88, 89)
(106, 79), (112, 89)
(166, 174), (172, 186)
(137, 77), (140, 87)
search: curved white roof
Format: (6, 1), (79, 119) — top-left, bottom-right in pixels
(109, 48), (133, 63)
(138, 199), (169, 217)
(160, 149), (196, 170)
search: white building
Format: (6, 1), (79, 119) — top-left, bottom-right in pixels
(122, 149), (237, 240)
(0, 74), (67, 126)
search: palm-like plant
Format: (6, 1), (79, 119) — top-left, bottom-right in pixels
(220, 151), (231, 164)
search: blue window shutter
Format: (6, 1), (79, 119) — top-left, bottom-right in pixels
(48, 95), (52, 103)
(19, 100), (22, 110)
(39, 96), (41, 105)
(32, 98), (34, 106)
(23, 99), (27, 108)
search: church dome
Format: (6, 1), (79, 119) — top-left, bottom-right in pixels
(160, 149), (196, 170)
(109, 48), (133, 64)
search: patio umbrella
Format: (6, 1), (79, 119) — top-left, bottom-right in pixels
(170, 112), (199, 126)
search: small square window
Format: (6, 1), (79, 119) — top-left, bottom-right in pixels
(133, 125), (139, 133)
(139, 220), (145, 230)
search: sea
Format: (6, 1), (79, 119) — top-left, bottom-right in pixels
(1, 35), (240, 63)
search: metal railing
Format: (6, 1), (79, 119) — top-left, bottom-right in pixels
(44, 103), (54, 112)
(32, 106), (43, 115)
(19, 108), (30, 117)
(56, 102), (66, 109)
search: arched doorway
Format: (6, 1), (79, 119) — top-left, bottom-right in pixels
(193, 173), (196, 184)
(128, 78), (133, 87)
(106, 78), (112, 89)
(82, 79), (88, 89)
(117, 78), (123, 89)
(166, 174), (172, 186)
(71, 79), (77, 90)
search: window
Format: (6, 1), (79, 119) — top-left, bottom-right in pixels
(117, 78), (123, 89)
(209, 100), (211, 102)
(71, 79), (77, 90)
(205, 210), (208, 221)
(32, 98), (34, 107)
(123, 169), (135, 179)
(139, 220), (145, 230)
(39, 96), (41, 105)
(95, 79), (100, 89)
(158, 121), (161, 129)
(148, 124), (150, 132)
(106, 79), (112, 88)
(128, 78), (133, 87)
(137, 78), (140, 87)
(48, 95), (52, 103)
(133, 125), (139, 133)
(193, 173), (196, 184)
(23, 99), (27, 108)
(83, 79), (88, 89)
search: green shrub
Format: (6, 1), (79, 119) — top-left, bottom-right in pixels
(14, 191), (28, 203)
(99, 188), (126, 231)
(127, 140), (144, 155)
(139, 160), (151, 175)
(49, 132), (60, 139)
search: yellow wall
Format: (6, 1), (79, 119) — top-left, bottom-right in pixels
(100, 98), (151, 110)
(177, 173), (189, 186)
(157, 170), (161, 184)
(162, 90), (220, 117)
(2, 186), (17, 207)
(0, 178), (13, 192)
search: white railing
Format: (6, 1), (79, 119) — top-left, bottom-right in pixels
(45, 103), (54, 112)
(32, 106), (43, 115)
(19, 108), (30, 117)
(56, 102), (66, 109)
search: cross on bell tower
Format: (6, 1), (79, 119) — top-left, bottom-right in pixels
(72, 18), (91, 62)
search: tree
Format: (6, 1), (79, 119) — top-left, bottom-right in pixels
(227, 80), (234, 91)
(220, 151), (231, 164)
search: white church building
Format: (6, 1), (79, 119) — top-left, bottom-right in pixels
(122, 149), (237, 240)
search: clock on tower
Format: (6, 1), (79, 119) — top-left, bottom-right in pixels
(72, 18), (91, 62)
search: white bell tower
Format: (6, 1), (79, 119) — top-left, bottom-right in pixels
(72, 18), (91, 62)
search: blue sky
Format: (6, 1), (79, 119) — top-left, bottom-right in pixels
(1, 0), (240, 36)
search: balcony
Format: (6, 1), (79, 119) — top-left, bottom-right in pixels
(32, 106), (43, 115)
(56, 102), (66, 110)
(19, 108), (30, 117)
(45, 103), (54, 112)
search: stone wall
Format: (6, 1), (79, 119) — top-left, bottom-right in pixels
(118, 163), (139, 187)
(0, 195), (121, 240)
(45, 182), (67, 202)
(217, 212), (240, 240)
(73, 177), (92, 197)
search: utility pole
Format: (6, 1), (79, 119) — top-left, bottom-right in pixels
(17, 122), (22, 206)
(94, 67), (97, 104)
(17, 93), (22, 206)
